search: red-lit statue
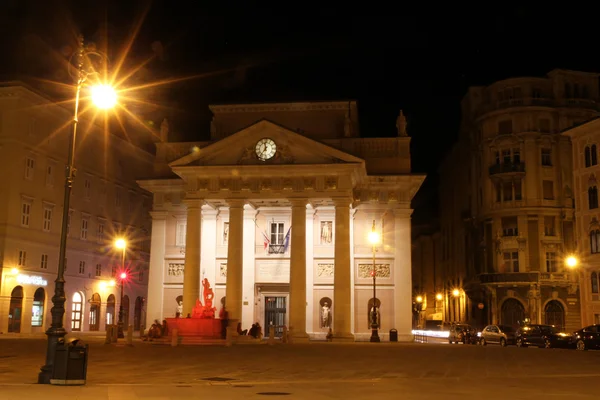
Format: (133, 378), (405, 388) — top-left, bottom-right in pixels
(190, 279), (217, 319)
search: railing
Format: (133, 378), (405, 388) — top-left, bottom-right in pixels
(268, 244), (285, 254)
(479, 272), (539, 284)
(539, 272), (570, 283)
(489, 162), (526, 176)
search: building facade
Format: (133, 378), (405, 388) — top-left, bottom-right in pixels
(564, 118), (600, 327)
(0, 84), (153, 335)
(439, 70), (600, 331)
(138, 101), (424, 341)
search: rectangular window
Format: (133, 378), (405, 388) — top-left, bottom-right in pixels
(532, 87), (542, 98)
(503, 182), (513, 201)
(80, 218), (88, 240)
(271, 222), (285, 245)
(25, 157), (35, 180)
(544, 216), (556, 236)
(79, 261), (85, 274)
(97, 222), (105, 240)
(543, 181), (554, 200)
(84, 178), (91, 199)
(18, 250), (27, 266)
(541, 149), (552, 166)
(546, 252), (557, 272)
(502, 217), (518, 237)
(498, 120), (513, 135)
(502, 149), (511, 164)
(513, 148), (520, 163)
(21, 201), (31, 227)
(176, 221), (187, 247)
(46, 165), (54, 186)
(40, 254), (48, 269)
(503, 251), (519, 272)
(95, 263), (102, 277)
(514, 180), (522, 200)
(43, 207), (52, 232)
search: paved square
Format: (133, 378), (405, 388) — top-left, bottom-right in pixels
(1, 338), (599, 399)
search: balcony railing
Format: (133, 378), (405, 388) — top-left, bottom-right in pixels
(489, 162), (525, 176)
(268, 244), (285, 254)
(479, 272), (539, 284)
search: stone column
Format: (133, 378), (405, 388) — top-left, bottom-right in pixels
(333, 198), (353, 340)
(394, 209), (413, 341)
(182, 200), (203, 316)
(201, 209), (218, 299)
(225, 199), (245, 332)
(146, 211), (167, 327)
(305, 205), (315, 334)
(289, 199), (308, 339)
(242, 206), (257, 329)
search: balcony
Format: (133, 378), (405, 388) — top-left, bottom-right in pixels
(268, 244), (286, 254)
(489, 162), (525, 176)
(479, 272), (538, 284)
(539, 272), (571, 284)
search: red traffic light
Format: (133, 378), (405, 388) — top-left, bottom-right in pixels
(120, 272), (127, 280)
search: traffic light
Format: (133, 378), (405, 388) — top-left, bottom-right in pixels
(119, 272), (127, 280)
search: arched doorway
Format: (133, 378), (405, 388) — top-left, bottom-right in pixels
(106, 294), (116, 327)
(71, 292), (84, 331)
(544, 300), (565, 330)
(122, 295), (130, 328)
(8, 286), (24, 333)
(367, 298), (381, 329)
(134, 296), (143, 331)
(89, 293), (101, 331)
(500, 298), (525, 327)
(31, 288), (45, 328)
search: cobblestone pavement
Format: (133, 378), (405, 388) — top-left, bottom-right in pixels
(1, 338), (599, 399)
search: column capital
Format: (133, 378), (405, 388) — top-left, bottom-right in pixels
(183, 199), (204, 209)
(392, 208), (413, 218)
(331, 197), (352, 208)
(150, 211), (168, 220)
(244, 208), (258, 219)
(226, 199), (246, 208)
(289, 198), (308, 208)
(201, 209), (219, 217)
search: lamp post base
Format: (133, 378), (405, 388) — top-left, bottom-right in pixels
(117, 322), (124, 339)
(38, 327), (67, 384)
(369, 325), (380, 343)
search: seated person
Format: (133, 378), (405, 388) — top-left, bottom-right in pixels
(237, 322), (248, 336)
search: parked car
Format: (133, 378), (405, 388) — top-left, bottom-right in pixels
(571, 324), (600, 351)
(479, 324), (516, 347)
(515, 324), (572, 348)
(448, 324), (477, 344)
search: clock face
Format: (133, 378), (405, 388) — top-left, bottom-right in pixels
(255, 138), (277, 161)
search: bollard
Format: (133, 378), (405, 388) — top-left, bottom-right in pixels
(111, 324), (118, 343)
(105, 326), (112, 344)
(171, 328), (178, 347)
(282, 326), (288, 344)
(287, 326), (294, 344)
(139, 325), (145, 339)
(268, 326), (275, 345)
(126, 325), (133, 346)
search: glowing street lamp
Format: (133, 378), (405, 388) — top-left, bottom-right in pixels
(368, 220), (381, 343)
(452, 288), (461, 297)
(114, 238), (127, 339)
(565, 255), (579, 269)
(39, 35), (117, 385)
(90, 84), (117, 109)
(436, 293), (443, 301)
(416, 296), (423, 303)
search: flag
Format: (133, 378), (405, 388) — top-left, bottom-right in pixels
(283, 226), (291, 253)
(262, 231), (270, 250)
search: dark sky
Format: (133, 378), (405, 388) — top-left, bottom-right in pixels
(1, 2), (599, 221)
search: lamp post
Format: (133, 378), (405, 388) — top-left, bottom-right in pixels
(115, 238), (127, 339)
(368, 220), (381, 343)
(38, 35), (117, 384)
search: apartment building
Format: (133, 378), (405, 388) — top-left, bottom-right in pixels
(0, 83), (153, 334)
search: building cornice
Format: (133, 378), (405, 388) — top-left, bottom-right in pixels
(209, 100), (357, 114)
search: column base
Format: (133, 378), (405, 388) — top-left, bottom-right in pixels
(332, 332), (355, 342)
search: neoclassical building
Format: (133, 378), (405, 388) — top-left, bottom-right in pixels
(138, 101), (424, 341)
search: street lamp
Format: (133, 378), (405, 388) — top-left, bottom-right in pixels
(38, 35), (117, 384)
(368, 220), (381, 343)
(115, 238), (127, 339)
(565, 255), (579, 269)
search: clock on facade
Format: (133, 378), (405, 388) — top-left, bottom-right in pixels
(255, 138), (277, 161)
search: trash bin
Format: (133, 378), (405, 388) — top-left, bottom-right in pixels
(389, 329), (398, 342)
(50, 338), (89, 385)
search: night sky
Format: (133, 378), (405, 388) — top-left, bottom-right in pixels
(1, 2), (598, 221)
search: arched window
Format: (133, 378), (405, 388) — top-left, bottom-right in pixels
(71, 292), (84, 331)
(593, 145), (598, 166)
(590, 230), (600, 254)
(585, 146), (592, 167)
(592, 272), (599, 294)
(8, 286), (24, 333)
(544, 300), (565, 331)
(31, 288), (45, 327)
(89, 293), (101, 331)
(589, 186), (598, 209)
(501, 298), (525, 327)
(106, 294), (115, 326)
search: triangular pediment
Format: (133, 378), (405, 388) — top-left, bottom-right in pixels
(169, 119), (365, 168)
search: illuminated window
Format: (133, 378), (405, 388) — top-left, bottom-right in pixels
(79, 261), (85, 274)
(97, 222), (105, 241)
(31, 288), (45, 327)
(502, 251), (519, 272)
(176, 221), (187, 247)
(80, 217), (88, 240)
(546, 252), (557, 273)
(71, 292), (83, 331)
(18, 250), (27, 266)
